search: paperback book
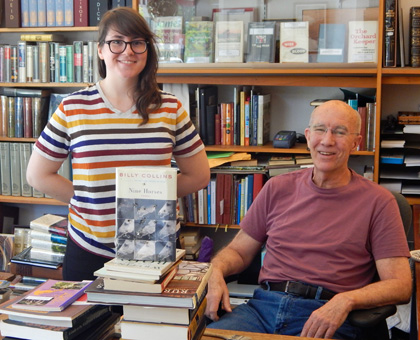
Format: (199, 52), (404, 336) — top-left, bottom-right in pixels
(30, 214), (68, 236)
(12, 280), (93, 312)
(116, 167), (178, 262)
(215, 21), (244, 63)
(246, 21), (277, 63)
(348, 21), (378, 63)
(279, 21), (309, 63)
(87, 261), (212, 309)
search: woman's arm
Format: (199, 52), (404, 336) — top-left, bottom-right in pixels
(175, 149), (210, 198)
(26, 152), (74, 204)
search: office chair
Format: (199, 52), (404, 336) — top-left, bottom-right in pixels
(348, 192), (413, 340)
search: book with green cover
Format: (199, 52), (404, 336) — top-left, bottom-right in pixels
(184, 21), (214, 63)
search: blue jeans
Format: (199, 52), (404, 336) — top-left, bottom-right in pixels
(207, 288), (360, 340)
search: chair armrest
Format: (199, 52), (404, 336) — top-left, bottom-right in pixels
(347, 305), (397, 328)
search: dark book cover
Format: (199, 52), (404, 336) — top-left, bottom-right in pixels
(4, 0), (20, 28)
(246, 21), (276, 63)
(410, 6), (420, 67)
(206, 105), (217, 145)
(88, 0), (110, 26)
(11, 247), (62, 269)
(384, 0), (397, 67)
(199, 86), (218, 145)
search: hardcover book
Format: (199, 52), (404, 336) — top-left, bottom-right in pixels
(116, 166), (178, 262)
(12, 279), (93, 312)
(87, 261), (212, 309)
(73, 0), (88, 27)
(0, 142), (12, 196)
(317, 23), (346, 63)
(11, 246), (62, 269)
(279, 21), (309, 63)
(384, 0), (397, 67)
(215, 21), (244, 63)
(348, 21), (378, 63)
(30, 214), (68, 236)
(152, 16), (184, 63)
(0, 234), (14, 272)
(184, 21), (214, 63)
(246, 21), (276, 63)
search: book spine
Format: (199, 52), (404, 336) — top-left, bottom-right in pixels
(7, 97), (15, 138)
(55, 0), (65, 26)
(19, 142), (33, 197)
(28, 0), (38, 27)
(10, 46), (18, 83)
(21, 0), (30, 27)
(66, 45), (74, 82)
(73, 41), (83, 83)
(31, 230), (67, 244)
(0, 47), (4, 83)
(74, 0), (88, 27)
(30, 239), (66, 253)
(30, 247), (65, 262)
(17, 41), (27, 83)
(32, 45), (40, 82)
(89, 0), (109, 26)
(49, 42), (56, 82)
(53, 43), (61, 83)
(88, 41), (95, 82)
(26, 45), (34, 82)
(38, 0), (47, 27)
(64, 0), (74, 26)
(32, 97), (43, 138)
(46, 0), (56, 27)
(0, 97), (8, 137)
(5, 0), (21, 28)
(23, 97), (33, 138)
(0, 143), (12, 196)
(82, 44), (89, 82)
(9, 142), (21, 196)
(410, 7), (420, 67)
(59, 45), (67, 82)
(384, 0), (397, 67)
(38, 42), (49, 83)
(4, 46), (11, 83)
(31, 143), (45, 198)
(14, 97), (24, 138)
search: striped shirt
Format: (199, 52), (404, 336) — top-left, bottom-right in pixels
(34, 83), (204, 257)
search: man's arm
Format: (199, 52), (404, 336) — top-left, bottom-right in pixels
(205, 230), (263, 321)
(301, 256), (412, 339)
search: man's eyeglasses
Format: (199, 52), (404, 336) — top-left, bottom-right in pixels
(310, 125), (359, 138)
(105, 40), (149, 54)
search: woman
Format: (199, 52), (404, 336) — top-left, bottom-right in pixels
(26, 7), (210, 280)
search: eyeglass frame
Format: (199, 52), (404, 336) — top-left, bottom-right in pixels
(309, 125), (360, 138)
(104, 39), (149, 54)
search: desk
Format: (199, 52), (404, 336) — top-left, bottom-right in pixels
(203, 329), (314, 340)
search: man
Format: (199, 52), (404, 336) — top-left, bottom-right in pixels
(205, 100), (411, 339)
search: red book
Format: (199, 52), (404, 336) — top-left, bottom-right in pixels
(253, 173), (264, 201)
(23, 97), (33, 138)
(358, 106), (367, 151)
(74, 0), (89, 27)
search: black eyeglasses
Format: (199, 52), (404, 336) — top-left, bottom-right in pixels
(105, 40), (149, 54)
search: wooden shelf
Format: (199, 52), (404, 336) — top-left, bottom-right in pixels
(0, 196), (67, 206)
(182, 222), (240, 230)
(0, 82), (91, 88)
(0, 27), (97, 33)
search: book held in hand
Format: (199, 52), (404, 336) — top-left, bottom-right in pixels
(116, 166), (178, 262)
(12, 279), (93, 312)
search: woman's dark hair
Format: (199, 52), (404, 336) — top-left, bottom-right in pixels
(97, 7), (162, 124)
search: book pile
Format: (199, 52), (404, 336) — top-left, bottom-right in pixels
(88, 259), (212, 340)
(180, 230), (203, 260)
(0, 279), (120, 340)
(10, 214), (68, 280)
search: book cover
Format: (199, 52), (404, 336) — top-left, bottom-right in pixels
(46, 0), (55, 26)
(103, 264), (178, 294)
(279, 21), (309, 63)
(103, 248), (185, 276)
(30, 214), (68, 233)
(184, 21), (214, 63)
(37, 0), (46, 27)
(28, 0), (37, 27)
(31, 238), (66, 254)
(9, 142), (21, 197)
(94, 266), (161, 282)
(317, 23), (346, 63)
(4, 0), (21, 28)
(17, 41), (27, 83)
(31, 229), (67, 244)
(21, 0), (29, 27)
(246, 21), (276, 63)
(120, 297), (207, 340)
(152, 16), (184, 63)
(0, 142), (12, 196)
(64, 0), (73, 26)
(22, 97), (32, 138)
(73, 0), (88, 27)
(14, 97), (24, 138)
(116, 167), (178, 262)
(30, 247), (65, 263)
(38, 41), (49, 82)
(11, 246), (62, 269)
(19, 142), (33, 197)
(55, 0), (64, 26)
(348, 21), (378, 63)
(12, 279), (93, 312)
(384, 0), (397, 67)
(0, 294), (109, 328)
(87, 261), (212, 309)
(215, 21), (244, 63)
(10, 46), (18, 83)
(199, 86), (218, 145)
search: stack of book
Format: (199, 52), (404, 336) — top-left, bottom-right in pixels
(10, 214), (68, 280)
(87, 259), (212, 340)
(180, 230), (203, 260)
(0, 279), (119, 340)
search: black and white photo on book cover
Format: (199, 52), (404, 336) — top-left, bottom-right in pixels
(116, 167), (178, 262)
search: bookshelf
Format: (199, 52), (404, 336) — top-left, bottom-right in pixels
(1, 0), (420, 214)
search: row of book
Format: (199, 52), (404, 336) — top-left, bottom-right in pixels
(384, 2), (420, 68)
(0, 39), (100, 84)
(182, 172), (265, 226)
(193, 85), (271, 147)
(3, 0), (132, 28)
(0, 141), (71, 197)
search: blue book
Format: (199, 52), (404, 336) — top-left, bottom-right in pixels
(15, 97), (24, 138)
(236, 182), (241, 224)
(317, 24), (346, 63)
(38, 0), (47, 27)
(251, 94), (259, 146)
(59, 46), (67, 82)
(246, 174), (254, 210)
(64, 0), (74, 26)
(55, 0), (64, 26)
(21, 0), (30, 27)
(28, 0), (38, 27)
(46, 0), (55, 26)
(207, 182), (211, 225)
(348, 99), (358, 110)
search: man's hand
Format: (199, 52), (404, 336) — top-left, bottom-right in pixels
(300, 295), (352, 339)
(205, 269), (232, 321)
